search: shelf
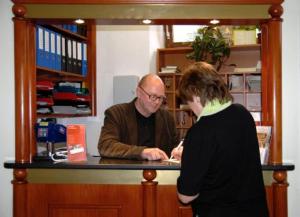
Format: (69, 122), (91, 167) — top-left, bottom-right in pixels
(37, 66), (85, 79)
(157, 41), (262, 139)
(37, 113), (91, 118)
(230, 44), (261, 51)
(43, 25), (88, 41)
(157, 73), (182, 76)
(158, 44), (260, 54)
(220, 71), (261, 75)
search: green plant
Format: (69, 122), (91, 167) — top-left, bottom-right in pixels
(186, 26), (231, 71)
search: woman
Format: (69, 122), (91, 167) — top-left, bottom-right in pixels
(175, 62), (269, 217)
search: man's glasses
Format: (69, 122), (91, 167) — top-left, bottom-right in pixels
(139, 86), (166, 103)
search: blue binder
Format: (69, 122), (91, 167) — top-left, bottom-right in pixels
(50, 30), (56, 70)
(36, 25), (45, 67)
(82, 43), (87, 76)
(44, 28), (51, 69)
(55, 33), (62, 71)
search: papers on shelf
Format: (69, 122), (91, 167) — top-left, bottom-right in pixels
(160, 65), (180, 73)
(256, 126), (272, 164)
(247, 75), (261, 91)
(233, 29), (257, 45)
(234, 67), (258, 73)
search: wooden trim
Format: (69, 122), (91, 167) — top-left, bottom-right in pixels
(267, 5), (283, 164)
(87, 22), (97, 116)
(28, 21), (37, 159)
(273, 171), (288, 217)
(12, 0), (283, 5)
(13, 17), (32, 163)
(12, 169), (28, 217)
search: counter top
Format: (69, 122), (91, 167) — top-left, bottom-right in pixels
(4, 156), (295, 171)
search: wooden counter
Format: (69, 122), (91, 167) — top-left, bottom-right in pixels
(4, 157), (294, 217)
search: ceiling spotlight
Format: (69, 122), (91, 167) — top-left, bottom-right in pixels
(142, 19), (152, 24)
(210, 19), (220, 25)
(75, 19), (85, 24)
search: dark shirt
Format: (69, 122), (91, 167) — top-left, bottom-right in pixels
(135, 108), (155, 148)
(177, 104), (269, 217)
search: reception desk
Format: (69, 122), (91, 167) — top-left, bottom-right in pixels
(4, 157), (294, 217)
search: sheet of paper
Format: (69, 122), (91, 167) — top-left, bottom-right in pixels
(163, 159), (180, 163)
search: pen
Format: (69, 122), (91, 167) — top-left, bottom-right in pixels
(170, 139), (184, 160)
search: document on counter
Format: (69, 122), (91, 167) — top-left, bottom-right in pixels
(163, 158), (180, 163)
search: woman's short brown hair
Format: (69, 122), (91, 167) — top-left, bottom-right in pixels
(178, 62), (233, 106)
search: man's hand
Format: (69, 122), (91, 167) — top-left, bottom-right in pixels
(141, 148), (168, 160)
(171, 146), (183, 161)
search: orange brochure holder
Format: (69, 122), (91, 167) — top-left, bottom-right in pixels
(67, 124), (87, 162)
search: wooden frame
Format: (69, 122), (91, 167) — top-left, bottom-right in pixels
(9, 1), (288, 217)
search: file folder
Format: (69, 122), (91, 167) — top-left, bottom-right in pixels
(66, 38), (73, 73)
(50, 30), (56, 70)
(44, 28), (51, 69)
(36, 25), (45, 67)
(82, 43), (87, 76)
(61, 36), (67, 72)
(72, 40), (78, 73)
(77, 42), (83, 74)
(55, 33), (62, 71)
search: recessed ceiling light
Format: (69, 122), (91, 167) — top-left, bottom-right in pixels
(75, 19), (85, 24)
(142, 19), (152, 24)
(210, 19), (220, 25)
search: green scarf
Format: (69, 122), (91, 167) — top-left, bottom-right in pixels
(197, 99), (232, 122)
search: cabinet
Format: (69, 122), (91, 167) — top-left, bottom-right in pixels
(35, 23), (96, 118)
(157, 43), (263, 139)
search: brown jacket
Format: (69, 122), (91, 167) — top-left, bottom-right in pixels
(98, 99), (179, 159)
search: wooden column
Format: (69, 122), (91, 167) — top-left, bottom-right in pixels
(12, 169), (28, 217)
(142, 170), (158, 217)
(12, 4), (36, 163)
(86, 21), (97, 116)
(273, 171), (288, 217)
(268, 4), (283, 164)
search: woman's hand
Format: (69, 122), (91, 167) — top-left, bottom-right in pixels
(171, 146), (183, 161)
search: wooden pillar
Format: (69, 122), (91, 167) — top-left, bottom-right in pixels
(272, 171), (288, 217)
(142, 170), (158, 217)
(86, 21), (97, 116)
(268, 4), (283, 164)
(12, 4), (36, 163)
(12, 169), (28, 217)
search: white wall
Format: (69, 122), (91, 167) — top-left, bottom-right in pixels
(0, 1), (299, 217)
(0, 1), (14, 217)
(282, 0), (300, 216)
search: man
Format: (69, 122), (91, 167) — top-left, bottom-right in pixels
(98, 73), (179, 160)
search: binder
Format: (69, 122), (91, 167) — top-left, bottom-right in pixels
(66, 38), (73, 73)
(71, 24), (78, 34)
(50, 30), (56, 70)
(36, 25), (45, 67)
(77, 25), (87, 36)
(44, 28), (51, 69)
(61, 36), (67, 72)
(72, 40), (78, 73)
(82, 43), (87, 76)
(77, 41), (83, 74)
(55, 33), (61, 71)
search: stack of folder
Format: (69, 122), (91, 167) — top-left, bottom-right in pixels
(36, 25), (88, 76)
(36, 81), (91, 115)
